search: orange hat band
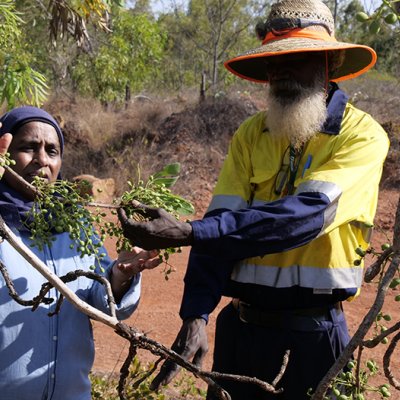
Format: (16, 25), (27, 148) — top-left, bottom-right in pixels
(262, 28), (337, 45)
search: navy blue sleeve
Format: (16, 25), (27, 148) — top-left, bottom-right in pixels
(179, 250), (233, 322)
(190, 192), (330, 260)
(180, 192), (330, 320)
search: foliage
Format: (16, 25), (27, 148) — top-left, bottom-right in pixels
(157, 0), (267, 91)
(71, 8), (165, 104)
(352, 0), (400, 75)
(0, 0), (127, 109)
(103, 162), (194, 277)
(90, 357), (205, 399)
(24, 163), (194, 274)
(0, 0), (48, 109)
(326, 360), (392, 399)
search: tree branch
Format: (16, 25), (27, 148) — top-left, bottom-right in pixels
(311, 194), (400, 399)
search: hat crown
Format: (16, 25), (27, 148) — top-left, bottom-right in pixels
(267, 0), (335, 36)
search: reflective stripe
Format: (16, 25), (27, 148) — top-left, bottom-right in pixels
(295, 180), (341, 234)
(207, 194), (247, 213)
(295, 180), (341, 203)
(231, 263), (363, 289)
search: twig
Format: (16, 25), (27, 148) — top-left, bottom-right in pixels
(364, 246), (393, 283)
(362, 321), (400, 348)
(0, 260), (53, 306)
(0, 160), (38, 198)
(0, 216), (119, 328)
(115, 323), (283, 399)
(118, 341), (138, 400)
(272, 349), (290, 387)
(383, 330), (400, 389)
(311, 195), (400, 399)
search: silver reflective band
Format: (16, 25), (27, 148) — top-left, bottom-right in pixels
(295, 180), (342, 234)
(207, 194), (248, 213)
(231, 263), (363, 289)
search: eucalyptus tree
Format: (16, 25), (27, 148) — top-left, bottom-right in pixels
(0, 0), (122, 109)
(70, 7), (165, 105)
(0, 0), (47, 109)
(159, 0), (268, 93)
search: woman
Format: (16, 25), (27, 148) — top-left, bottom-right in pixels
(0, 106), (160, 399)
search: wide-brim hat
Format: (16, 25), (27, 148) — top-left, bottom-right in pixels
(224, 0), (377, 83)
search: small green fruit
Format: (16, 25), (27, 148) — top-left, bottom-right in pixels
(54, 225), (64, 233)
(366, 360), (375, 370)
(356, 11), (370, 22)
(384, 13), (398, 24)
(389, 278), (400, 288)
(369, 20), (381, 34)
(355, 247), (366, 257)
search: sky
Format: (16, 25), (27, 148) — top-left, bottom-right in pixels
(147, 0), (383, 17)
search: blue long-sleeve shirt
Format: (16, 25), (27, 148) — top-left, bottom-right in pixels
(0, 227), (140, 400)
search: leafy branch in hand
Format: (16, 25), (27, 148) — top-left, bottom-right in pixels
(23, 163), (194, 276)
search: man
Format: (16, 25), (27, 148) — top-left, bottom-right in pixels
(118, 1), (389, 398)
(0, 106), (161, 400)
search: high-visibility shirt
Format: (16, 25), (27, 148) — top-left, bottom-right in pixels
(180, 85), (389, 320)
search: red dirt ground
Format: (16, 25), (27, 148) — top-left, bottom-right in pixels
(92, 188), (400, 398)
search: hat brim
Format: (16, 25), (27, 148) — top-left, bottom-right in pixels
(224, 38), (377, 83)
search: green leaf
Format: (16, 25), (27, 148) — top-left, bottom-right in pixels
(175, 202), (195, 215)
(161, 162), (181, 176)
(151, 177), (178, 188)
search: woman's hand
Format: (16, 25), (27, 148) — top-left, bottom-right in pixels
(0, 131), (13, 179)
(111, 247), (161, 302)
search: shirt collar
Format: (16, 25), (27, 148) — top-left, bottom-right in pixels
(321, 82), (349, 135)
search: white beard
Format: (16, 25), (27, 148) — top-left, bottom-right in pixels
(265, 79), (328, 149)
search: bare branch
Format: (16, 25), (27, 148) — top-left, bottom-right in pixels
(383, 330), (400, 389)
(0, 215), (119, 328)
(312, 195), (400, 399)
(364, 246), (393, 283)
(0, 260), (53, 306)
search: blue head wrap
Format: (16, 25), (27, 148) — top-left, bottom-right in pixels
(0, 106), (64, 154)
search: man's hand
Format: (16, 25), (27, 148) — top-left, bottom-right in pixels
(0, 132), (13, 179)
(117, 204), (193, 250)
(150, 318), (208, 391)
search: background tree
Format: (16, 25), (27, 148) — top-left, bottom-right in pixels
(70, 7), (165, 105)
(0, 0), (122, 109)
(0, 0), (47, 109)
(157, 0), (268, 93)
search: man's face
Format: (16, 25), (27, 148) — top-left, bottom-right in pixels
(4, 121), (62, 192)
(264, 52), (328, 148)
(265, 52), (326, 101)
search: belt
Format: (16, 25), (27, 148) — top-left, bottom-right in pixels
(232, 299), (342, 331)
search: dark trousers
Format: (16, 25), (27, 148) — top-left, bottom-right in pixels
(206, 302), (350, 400)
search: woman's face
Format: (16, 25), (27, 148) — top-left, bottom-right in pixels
(4, 121), (62, 193)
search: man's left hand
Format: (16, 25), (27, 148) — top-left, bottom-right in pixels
(117, 205), (193, 250)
